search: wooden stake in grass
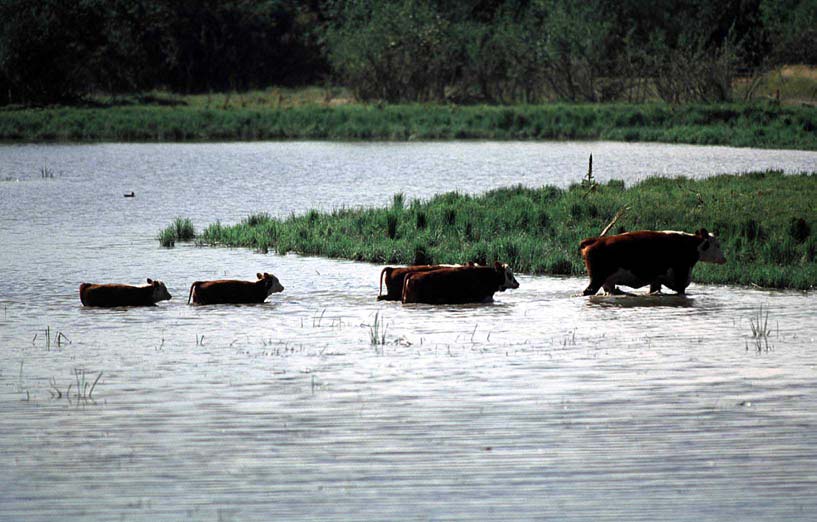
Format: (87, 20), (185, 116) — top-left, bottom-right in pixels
(599, 205), (630, 237)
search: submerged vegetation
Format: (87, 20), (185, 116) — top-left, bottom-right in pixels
(186, 171), (817, 290)
(748, 303), (776, 352)
(1, 101), (816, 150)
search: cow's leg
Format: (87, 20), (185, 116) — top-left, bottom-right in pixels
(665, 283), (687, 295)
(583, 268), (617, 296)
(582, 278), (603, 296)
(669, 266), (692, 295)
(663, 282), (687, 295)
(582, 285), (599, 296)
(602, 283), (625, 295)
(604, 285), (635, 296)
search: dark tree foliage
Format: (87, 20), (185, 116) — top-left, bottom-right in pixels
(149, 0), (326, 92)
(0, 0), (813, 105)
(0, 0), (107, 104)
(760, 0), (817, 64)
(0, 0), (327, 104)
(323, 0), (811, 103)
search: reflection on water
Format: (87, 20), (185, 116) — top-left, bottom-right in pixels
(588, 294), (697, 308)
(2, 142), (817, 521)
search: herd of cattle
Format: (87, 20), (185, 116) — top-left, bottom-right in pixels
(78, 228), (726, 307)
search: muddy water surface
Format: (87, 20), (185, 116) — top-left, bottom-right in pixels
(2, 142), (817, 521)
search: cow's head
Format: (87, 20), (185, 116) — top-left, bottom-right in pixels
(494, 262), (520, 291)
(695, 228), (726, 264)
(257, 272), (285, 296)
(146, 278), (172, 302)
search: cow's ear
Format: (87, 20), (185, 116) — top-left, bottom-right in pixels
(257, 273), (263, 280)
(494, 261), (501, 270)
(146, 278), (153, 285)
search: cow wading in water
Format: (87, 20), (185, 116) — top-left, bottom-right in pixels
(402, 263), (519, 304)
(188, 272), (284, 305)
(579, 228), (726, 296)
(378, 264), (473, 301)
(79, 279), (172, 307)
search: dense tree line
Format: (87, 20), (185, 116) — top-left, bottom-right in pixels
(0, 0), (327, 104)
(0, 0), (814, 105)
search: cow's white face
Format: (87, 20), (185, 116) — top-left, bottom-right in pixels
(147, 278), (172, 302)
(498, 264), (520, 291)
(698, 233), (726, 264)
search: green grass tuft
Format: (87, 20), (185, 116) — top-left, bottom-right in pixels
(158, 217), (195, 247)
(158, 227), (176, 248)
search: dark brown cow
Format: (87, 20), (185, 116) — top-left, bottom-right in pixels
(79, 279), (172, 307)
(188, 272), (284, 305)
(402, 263), (519, 304)
(579, 228), (726, 296)
(378, 264), (468, 301)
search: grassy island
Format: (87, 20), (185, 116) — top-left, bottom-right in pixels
(177, 170), (817, 290)
(1, 101), (816, 150)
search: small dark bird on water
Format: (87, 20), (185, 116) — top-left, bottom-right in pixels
(124, 191), (135, 198)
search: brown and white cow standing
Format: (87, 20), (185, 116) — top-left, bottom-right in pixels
(579, 228), (726, 296)
(401, 263), (519, 304)
(378, 264), (471, 301)
(188, 272), (284, 305)
(79, 279), (172, 307)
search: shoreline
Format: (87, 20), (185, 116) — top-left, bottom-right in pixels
(2, 102), (816, 150)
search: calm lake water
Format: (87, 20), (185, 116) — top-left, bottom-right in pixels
(2, 141), (817, 521)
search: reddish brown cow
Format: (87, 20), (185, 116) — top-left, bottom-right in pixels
(79, 279), (172, 307)
(401, 263), (519, 304)
(188, 272), (284, 305)
(579, 228), (726, 296)
(378, 264), (469, 301)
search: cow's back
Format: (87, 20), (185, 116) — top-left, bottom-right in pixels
(589, 232), (698, 272)
(380, 265), (457, 301)
(191, 280), (264, 304)
(79, 283), (151, 307)
(579, 231), (707, 295)
(403, 266), (501, 304)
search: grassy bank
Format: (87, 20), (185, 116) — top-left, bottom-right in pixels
(181, 171), (817, 290)
(1, 101), (816, 150)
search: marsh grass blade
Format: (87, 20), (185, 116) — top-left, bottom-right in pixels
(370, 312), (387, 347)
